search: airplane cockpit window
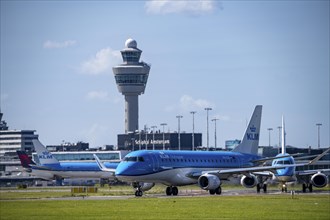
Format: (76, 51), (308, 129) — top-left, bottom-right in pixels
(123, 156), (144, 162)
(275, 160), (292, 165)
(275, 161), (283, 165)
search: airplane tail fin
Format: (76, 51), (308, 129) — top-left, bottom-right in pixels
(17, 151), (36, 168)
(32, 139), (60, 165)
(232, 105), (262, 155)
(281, 115), (286, 154)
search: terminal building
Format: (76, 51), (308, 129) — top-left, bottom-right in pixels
(117, 132), (202, 151)
(225, 139), (241, 150)
(0, 113), (39, 158)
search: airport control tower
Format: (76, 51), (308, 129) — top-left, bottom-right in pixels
(113, 38), (151, 133)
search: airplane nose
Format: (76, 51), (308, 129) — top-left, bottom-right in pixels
(115, 163), (129, 176)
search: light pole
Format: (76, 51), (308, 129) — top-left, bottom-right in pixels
(176, 115), (183, 150)
(267, 128), (273, 147)
(205, 107), (212, 151)
(144, 125), (149, 150)
(151, 126), (157, 150)
(190, 111), (197, 151)
(212, 118), (219, 149)
(316, 123), (322, 149)
(160, 123), (167, 150)
(277, 126), (282, 154)
(138, 130), (141, 150)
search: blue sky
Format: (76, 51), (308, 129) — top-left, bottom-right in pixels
(1, 1), (329, 149)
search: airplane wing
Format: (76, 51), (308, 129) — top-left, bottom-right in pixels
(251, 153), (303, 164)
(296, 169), (330, 177)
(209, 163), (306, 177)
(93, 154), (116, 173)
(186, 164), (303, 179)
(187, 147), (330, 180)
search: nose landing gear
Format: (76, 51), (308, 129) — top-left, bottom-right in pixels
(135, 190), (143, 197)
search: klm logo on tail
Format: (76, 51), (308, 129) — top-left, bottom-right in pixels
(247, 125), (259, 140)
(39, 151), (54, 160)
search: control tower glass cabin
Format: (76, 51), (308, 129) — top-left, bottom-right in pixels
(113, 38), (151, 134)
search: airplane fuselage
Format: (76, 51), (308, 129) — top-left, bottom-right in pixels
(271, 153), (296, 184)
(30, 162), (118, 180)
(115, 150), (261, 186)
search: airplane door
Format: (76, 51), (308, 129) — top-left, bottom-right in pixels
(236, 157), (242, 168)
(149, 153), (159, 172)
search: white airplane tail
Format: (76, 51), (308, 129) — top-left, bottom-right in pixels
(232, 105), (262, 155)
(32, 139), (60, 165)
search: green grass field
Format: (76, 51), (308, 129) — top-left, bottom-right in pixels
(1, 185), (329, 220)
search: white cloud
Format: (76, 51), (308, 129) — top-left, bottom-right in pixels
(163, 95), (215, 113)
(145, 0), (219, 15)
(43, 40), (76, 49)
(180, 95), (215, 111)
(81, 48), (121, 75)
(86, 91), (110, 101)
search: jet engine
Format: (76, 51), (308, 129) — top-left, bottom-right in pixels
(310, 173), (328, 188)
(132, 182), (155, 191)
(240, 174), (258, 188)
(198, 174), (221, 190)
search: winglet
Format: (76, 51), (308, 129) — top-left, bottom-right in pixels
(308, 147), (330, 165)
(93, 154), (116, 172)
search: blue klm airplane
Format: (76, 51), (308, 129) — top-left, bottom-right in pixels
(95, 105), (329, 196)
(18, 140), (118, 184)
(248, 116), (329, 193)
(94, 105), (289, 196)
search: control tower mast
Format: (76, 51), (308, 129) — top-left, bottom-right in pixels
(113, 38), (151, 133)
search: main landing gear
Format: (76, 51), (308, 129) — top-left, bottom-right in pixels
(209, 186), (222, 195)
(256, 183), (267, 193)
(166, 186), (178, 196)
(302, 183), (313, 193)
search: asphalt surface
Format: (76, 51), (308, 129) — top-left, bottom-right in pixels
(2, 188), (328, 201)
